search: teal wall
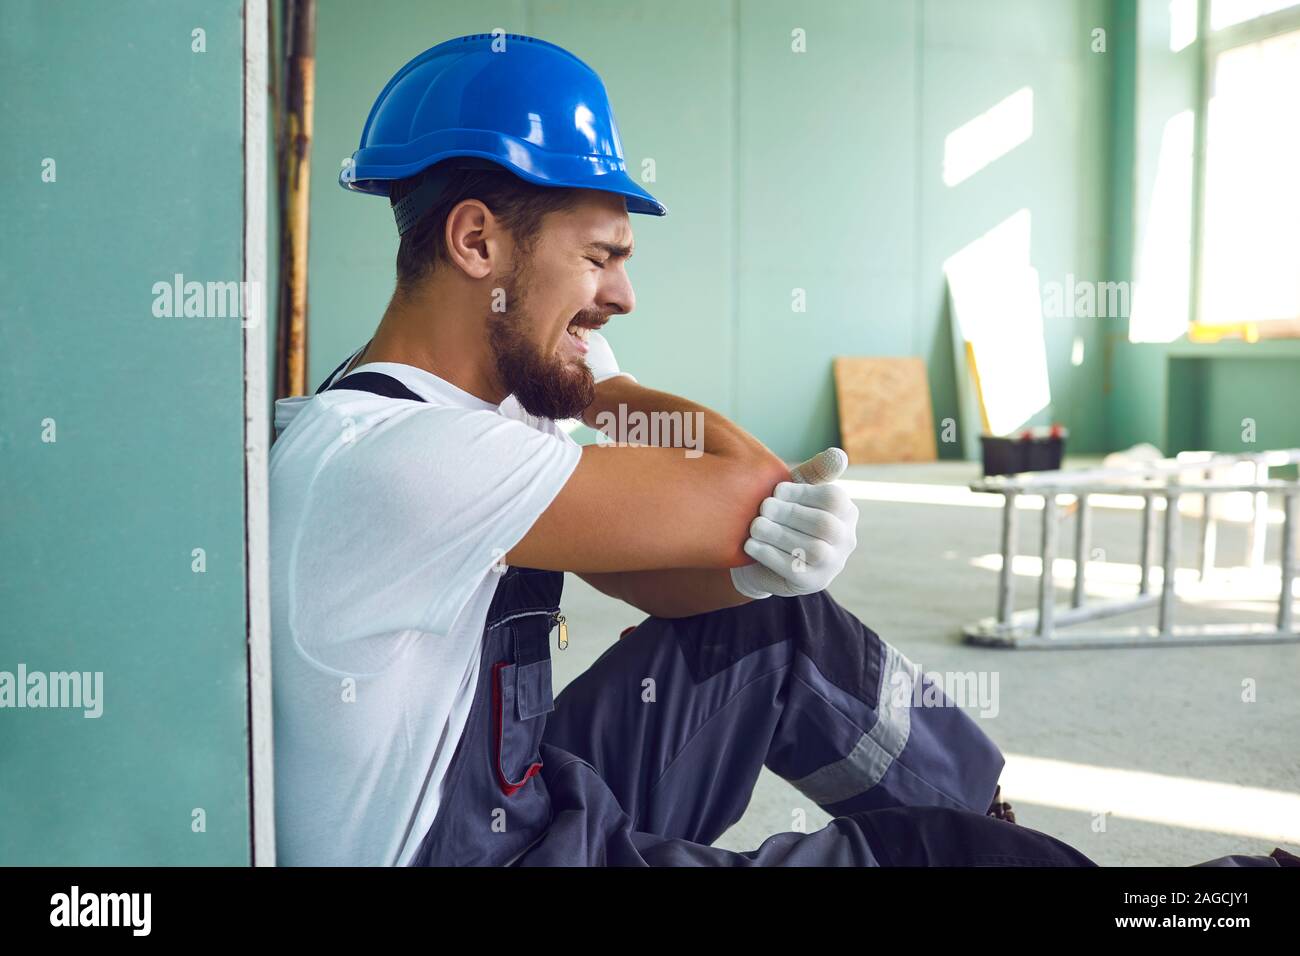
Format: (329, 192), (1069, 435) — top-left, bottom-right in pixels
(0, 1), (252, 864)
(295, 0), (1115, 460)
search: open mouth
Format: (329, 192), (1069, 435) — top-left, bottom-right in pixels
(565, 320), (599, 355)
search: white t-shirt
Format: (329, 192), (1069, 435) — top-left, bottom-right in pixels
(269, 359), (581, 866)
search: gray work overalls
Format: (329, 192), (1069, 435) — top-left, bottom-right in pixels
(316, 362), (1118, 867)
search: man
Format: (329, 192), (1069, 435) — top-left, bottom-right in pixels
(269, 33), (1287, 868)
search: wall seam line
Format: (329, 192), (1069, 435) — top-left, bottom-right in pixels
(730, 0), (741, 423)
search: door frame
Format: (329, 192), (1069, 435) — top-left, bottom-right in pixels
(243, 0), (275, 867)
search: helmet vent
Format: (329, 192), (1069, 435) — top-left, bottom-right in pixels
(459, 34), (534, 43)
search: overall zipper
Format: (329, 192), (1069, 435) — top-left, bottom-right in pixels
(488, 607), (568, 651)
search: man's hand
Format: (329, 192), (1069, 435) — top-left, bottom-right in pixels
(578, 445), (855, 617)
(730, 447), (858, 599)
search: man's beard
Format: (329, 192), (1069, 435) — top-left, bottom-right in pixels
(488, 258), (596, 421)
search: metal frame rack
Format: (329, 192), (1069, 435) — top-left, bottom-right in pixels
(964, 449), (1300, 649)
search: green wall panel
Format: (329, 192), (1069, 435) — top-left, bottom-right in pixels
(0, 0), (251, 865)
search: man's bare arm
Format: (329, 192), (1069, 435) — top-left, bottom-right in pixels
(566, 375), (782, 614)
(504, 376), (790, 573)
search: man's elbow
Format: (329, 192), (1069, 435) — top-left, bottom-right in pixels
(706, 454), (792, 568)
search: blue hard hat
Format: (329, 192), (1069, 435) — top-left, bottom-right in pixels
(342, 33), (667, 233)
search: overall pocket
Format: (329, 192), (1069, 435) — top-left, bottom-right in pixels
(491, 618), (556, 796)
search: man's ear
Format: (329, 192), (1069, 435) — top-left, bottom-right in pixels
(443, 199), (496, 279)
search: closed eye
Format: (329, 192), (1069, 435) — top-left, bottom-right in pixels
(586, 256), (607, 269)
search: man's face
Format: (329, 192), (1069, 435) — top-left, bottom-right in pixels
(487, 191), (636, 420)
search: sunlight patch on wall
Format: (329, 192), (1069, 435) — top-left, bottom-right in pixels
(943, 87), (1034, 187)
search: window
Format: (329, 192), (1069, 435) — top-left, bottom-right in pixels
(1192, 1), (1300, 339)
(1210, 0), (1300, 30)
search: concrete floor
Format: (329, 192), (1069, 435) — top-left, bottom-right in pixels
(550, 459), (1300, 866)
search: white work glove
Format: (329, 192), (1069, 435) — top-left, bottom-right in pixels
(730, 447), (858, 600)
(583, 330), (637, 385)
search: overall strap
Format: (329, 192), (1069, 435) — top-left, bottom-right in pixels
(326, 371), (426, 403)
(314, 347), (365, 394)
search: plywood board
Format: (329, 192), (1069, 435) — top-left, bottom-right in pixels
(833, 357), (939, 464)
